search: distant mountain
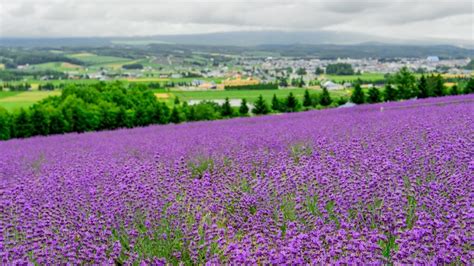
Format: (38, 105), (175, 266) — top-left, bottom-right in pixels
(2, 30), (472, 48)
(133, 31), (474, 48)
(139, 31), (393, 46)
(0, 31), (472, 59)
(252, 44), (473, 59)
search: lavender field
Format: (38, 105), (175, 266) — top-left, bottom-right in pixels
(1, 95), (473, 264)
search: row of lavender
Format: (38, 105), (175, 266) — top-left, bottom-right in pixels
(1, 95), (473, 264)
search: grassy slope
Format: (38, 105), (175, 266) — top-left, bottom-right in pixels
(0, 91), (60, 111)
(0, 91), (21, 100)
(323, 73), (386, 82)
(167, 88), (351, 103)
(29, 62), (84, 72)
(0, 88), (351, 111)
(68, 53), (134, 66)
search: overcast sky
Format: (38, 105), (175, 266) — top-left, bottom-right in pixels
(1, 0), (473, 40)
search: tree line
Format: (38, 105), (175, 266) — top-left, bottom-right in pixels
(349, 67), (474, 104)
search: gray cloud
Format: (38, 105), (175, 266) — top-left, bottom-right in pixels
(0, 0), (472, 40)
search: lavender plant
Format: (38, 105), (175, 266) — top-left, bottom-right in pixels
(1, 95), (473, 264)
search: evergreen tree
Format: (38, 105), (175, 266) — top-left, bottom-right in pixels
(0, 107), (11, 140)
(303, 89), (312, 107)
(278, 77), (288, 87)
(160, 103), (170, 124)
(350, 83), (365, 104)
(383, 83), (397, 102)
(464, 78), (474, 94)
(271, 94), (282, 112)
(417, 75), (429, 98)
(367, 86), (381, 103)
(221, 97), (233, 117)
(394, 67), (416, 99)
(252, 95), (269, 115)
(169, 106), (182, 124)
(239, 99), (249, 116)
(48, 108), (67, 134)
(320, 87), (332, 106)
(13, 109), (33, 138)
(174, 97), (180, 105)
(449, 85), (459, 95)
(432, 74), (445, 97)
(315, 67), (324, 75)
(298, 77), (305, 88)
(31, 107), (50, 136)
(187, 106), (197, 121)
(116, 107), (128, 128)
(310, 93), (320, 107)
(296, 68), (307, 76)
(290, 78), (298, 87)
(285, 92), (299, 112)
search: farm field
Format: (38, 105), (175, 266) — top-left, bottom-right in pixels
(0, 91), (21, 99)
(29, 62), (84, 72)
(323, 73), (387, 82)
(0, 90), (60, 111)
(0, 87), (350, 110)
(1, 95), (472, 264)
(168, 88), (350, 103)
(67, 53), (133, 65)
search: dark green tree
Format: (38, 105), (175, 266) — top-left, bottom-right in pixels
(296, 68), (307, 76)
(30, 107), (50, 136)
(367, 86), (381, 103)
(98, 101), (118, 130)
(432, 74), (445, 97)
(193, 101), (221, 120)
(271, 94), (282, 112)
(174, 97), (180, 105)
(0, 107), (11, 140)
(298, 77), (305, 88)
(350, 83), (365, 104)
(310, 93), (320, 107)
(417, 75), (429, 98)
(325, 63), (354, 75)
(394, 67), (416, 99)
(449, 85), (459, 95)
(384, 83), (397, 102)
(315, 67), (324, 75)
(221, 97), (233, 117)
(278, 77), (288, 87)
(13, 109), (33, 138)
(169, 106), (182, 124)
(239, 99), (249, 116)
(285, 92), (299, 112)
(252, 95), (270, 115)
(303, 89), (312, 107)
(48, 107), (67, 134)
(464, 78), (474, 94)
(116, 107), (128, 128)
(320, 87), (332, 106)
(187, 106), (197, 121)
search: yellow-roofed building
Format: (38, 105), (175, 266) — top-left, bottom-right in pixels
(222, 75), (260, 87)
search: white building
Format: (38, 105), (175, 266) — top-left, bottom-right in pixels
(323, 81), (343, 90)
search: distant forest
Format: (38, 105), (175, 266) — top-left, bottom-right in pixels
(0, 42), (472, 61)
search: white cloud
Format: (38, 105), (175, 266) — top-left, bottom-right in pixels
(0, 0), (472, 40)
